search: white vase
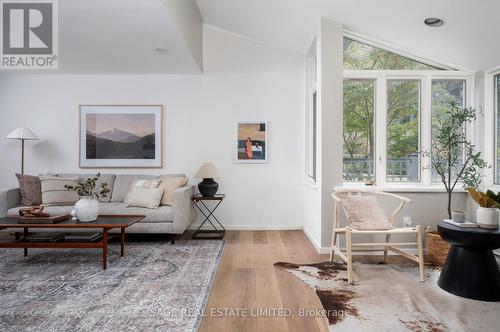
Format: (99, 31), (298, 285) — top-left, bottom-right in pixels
(476, 207), (499, 229)
(74, 196), (99, 222)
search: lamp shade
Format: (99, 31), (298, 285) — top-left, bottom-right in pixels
(194, 162), (221, 178)
(6, 128), (39, 140)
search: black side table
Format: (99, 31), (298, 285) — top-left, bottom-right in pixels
(192, 194), (225, 239)
(437, 221), (500, 302)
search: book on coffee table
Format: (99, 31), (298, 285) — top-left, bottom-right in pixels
(443, 219), (478, 228)
(64, 233), (102, 242)
(23, 233), (66, 242)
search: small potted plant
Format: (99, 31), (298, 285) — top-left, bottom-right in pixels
(467, 189), (500, 229)
(65, 175), (110, 222)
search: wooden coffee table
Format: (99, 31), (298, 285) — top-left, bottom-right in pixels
(0, 215), (144, 270)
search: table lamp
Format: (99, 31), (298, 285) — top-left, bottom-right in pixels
(194, 162), (221, 197)
(6, 128), (39, 174)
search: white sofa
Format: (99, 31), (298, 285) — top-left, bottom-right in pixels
(0, 173), (196, 243)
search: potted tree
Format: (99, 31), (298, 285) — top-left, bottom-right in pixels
(422, 102), (488, 219)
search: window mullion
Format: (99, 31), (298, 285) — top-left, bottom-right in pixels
(376, 76), (387, 186)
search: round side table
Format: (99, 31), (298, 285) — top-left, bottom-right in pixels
(437, 221), (500, 302)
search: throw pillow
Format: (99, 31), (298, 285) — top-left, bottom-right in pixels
(39, 175), (80, 206)
(124, 179), (162, 204)
(339, 195), (392, 230)
(15, 173), (42, 206)
(125, 186), (164, 209)
(159, 176), (188, 206)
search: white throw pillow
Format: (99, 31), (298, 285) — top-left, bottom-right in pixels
(158, 176), (188, 206)
(39, 175), (80, 206)
(124, 179), (162, 204)
(339, 195), (392, 230)
(126, 186), (164, 209)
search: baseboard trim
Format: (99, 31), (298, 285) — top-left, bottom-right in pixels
(302, 227), (324, 254)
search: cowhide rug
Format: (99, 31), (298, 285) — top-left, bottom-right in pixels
(274, 261), (499, 331)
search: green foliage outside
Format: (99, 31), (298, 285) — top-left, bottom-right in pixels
(343, 38), (442, 71)
(342, 39), (466, 182)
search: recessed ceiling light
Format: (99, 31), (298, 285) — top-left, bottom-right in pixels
(424, 18), (444, 27)
(154, 48), (168, 54)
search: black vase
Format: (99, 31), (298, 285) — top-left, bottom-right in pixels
(198, 178), (219, 197)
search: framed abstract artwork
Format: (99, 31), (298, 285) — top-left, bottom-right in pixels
(79, 105), (163, 168)
(235, 121), (268, 163)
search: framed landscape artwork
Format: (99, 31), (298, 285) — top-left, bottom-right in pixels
(79, 105), (163, 168)
(235, 121), (268, 163)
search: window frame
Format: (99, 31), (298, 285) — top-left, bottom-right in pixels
(343, 70), (473, 189)
(495, 74), (500, 185)
(305, 41), (318, 184)
(484, 69), (500, 188)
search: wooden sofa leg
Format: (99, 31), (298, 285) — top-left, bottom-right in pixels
(171, 234), (175, 245)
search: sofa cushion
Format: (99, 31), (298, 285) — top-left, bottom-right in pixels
(111, 174), (185, 202)
(97, 203), (174, 223)
(8, 203), (174, 223)
(48, 173), (116, 203)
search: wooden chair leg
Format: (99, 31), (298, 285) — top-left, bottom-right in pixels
(416, 225), (425, 282)
(383, 234), (391, 263)
(330, 230), (337, 262)
(345, 226), (353, 284)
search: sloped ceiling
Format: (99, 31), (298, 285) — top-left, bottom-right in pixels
(18, 0), (203, 74)
(196, 0), (499, 71)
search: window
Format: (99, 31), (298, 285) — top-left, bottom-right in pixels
(386, 80), (420, 182)
(311, 92), (317, 180)
(343, 80), (375, 181)
(342, 37), (471, 187)
(431, 80), (466, 182)
(305, 42), (317, 181)
(344, 38), (444, 71)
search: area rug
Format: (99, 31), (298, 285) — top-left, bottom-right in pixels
(274, 261), (500, 331)
(0, 240), (225, 332)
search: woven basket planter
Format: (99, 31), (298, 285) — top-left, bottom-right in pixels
(426, 230), (450, 266)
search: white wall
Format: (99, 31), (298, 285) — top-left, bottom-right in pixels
(0, 25), (305, 230)
(303, 18), (344, 250)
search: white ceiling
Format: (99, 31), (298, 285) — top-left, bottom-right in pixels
(57, 0), (201, 74)
(3, 0), (497, 73)
(196, 0), (500, 71)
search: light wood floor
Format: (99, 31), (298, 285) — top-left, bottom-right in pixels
(189, 230), (330, 332)
(181, 230), (412, 332)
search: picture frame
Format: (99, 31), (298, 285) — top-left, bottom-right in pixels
(79, 105), (163, 168)
(235, 121), (268, 163)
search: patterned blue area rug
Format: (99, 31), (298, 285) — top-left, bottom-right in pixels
(0, 240), (225, 331)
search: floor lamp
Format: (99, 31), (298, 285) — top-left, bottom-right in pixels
(6, 128), (39, 174)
